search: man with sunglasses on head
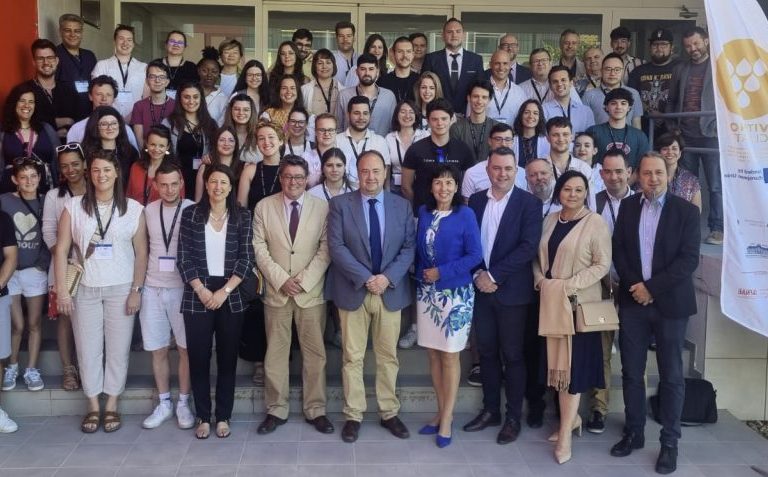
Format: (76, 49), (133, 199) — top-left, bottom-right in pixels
(130, 60), (176, 148)
(55, 14), (97, 121)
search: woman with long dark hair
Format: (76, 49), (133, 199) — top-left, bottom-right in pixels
(81, 105), (138, 186)
(511, 99), (550, 167)
(232, 60), (270, 116)
(223, 94), (261, 164)
(261, 76), (304, 129)
(269, 41), (309, 93)
(386, 100), (428, 197)
(195, 126), (243, 202)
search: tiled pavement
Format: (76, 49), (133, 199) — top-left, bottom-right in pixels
(0, 411), (766, 476)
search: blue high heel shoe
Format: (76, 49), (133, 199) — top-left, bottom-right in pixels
(436, 432), (452, 448)
(418, 424), (439, 435)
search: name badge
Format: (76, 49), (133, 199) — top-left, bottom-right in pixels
(75, 81), (89, 93)
(393, 173), (402, 186)
(192, 157), (202, 170)
(167, 88), (177, 99)
(93, 243), (113, 260)
(158, 256), (176, 272)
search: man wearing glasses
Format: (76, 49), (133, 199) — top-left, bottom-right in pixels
(461, 124), (527, 201)
(292, 29), (314, 78)
(25, 39), (78, 139)
(55, 14), (97, 121)
(497, 34), (531, 85)
(582, 53), (644, 129)
(610, 26), (644, 85)
(130, 61), (176, 148)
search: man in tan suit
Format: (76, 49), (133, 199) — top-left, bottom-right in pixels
(252, 155), (333, 435)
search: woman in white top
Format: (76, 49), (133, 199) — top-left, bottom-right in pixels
(573, 132), (605, 195)
(308, 147), (356, 201)
(231, 60), (270, 117)
(284, 108), (321, 187)
(385, 100), (430, 196)
(301, 49), (342, 118)
(223, 94), (261, 165)
(198, 48), (228, 126)
(42, 143), (87, 392)
(511, 99), (551, 167)
(55, 149), (148, 434)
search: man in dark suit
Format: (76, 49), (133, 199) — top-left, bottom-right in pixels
(327, 150), (416, 444)
(421, 17), (483, 114)
(497, 34), (532, 84)
(464, 147), (543, 444)
(610, 152), (701, 475)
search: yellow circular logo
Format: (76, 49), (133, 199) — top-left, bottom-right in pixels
(716, 39), (768, 120)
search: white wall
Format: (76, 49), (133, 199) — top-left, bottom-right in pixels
(38, 0), (116, 59)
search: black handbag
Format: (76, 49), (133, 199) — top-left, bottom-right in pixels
(650, 377), (718, 426)
(238, 266), (266, 303)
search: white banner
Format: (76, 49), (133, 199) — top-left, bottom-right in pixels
(705, 0), (768, 336)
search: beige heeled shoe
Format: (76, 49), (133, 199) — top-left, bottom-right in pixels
(547, 414), (583, 442)
(554, 440), (572, 464)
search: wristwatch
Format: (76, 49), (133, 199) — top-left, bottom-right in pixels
(224, 286), (233, 295)
(131, 286), (144, 293)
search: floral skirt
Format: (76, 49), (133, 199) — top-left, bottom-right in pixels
(416, 282), (474, 353)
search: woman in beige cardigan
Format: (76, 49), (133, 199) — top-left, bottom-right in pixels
(533, 170), (612, 464)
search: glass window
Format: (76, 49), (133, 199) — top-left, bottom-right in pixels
(364, 13), (448, 56)
(619, 19), (697, 62)
(461, 12), (602, 66)
(266, 11), (352, 69)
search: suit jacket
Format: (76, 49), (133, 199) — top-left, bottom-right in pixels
(177, 205), (254, 314)
(612, 193), (701, 318)
(253, 193), (330, 308)
(468, 187), (543, 306)
(326, 190), (415, 311)
(514, 63), (533, 84)
(422, 48), (483, 113)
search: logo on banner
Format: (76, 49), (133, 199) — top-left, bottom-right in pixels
(716, 39), (768, 120)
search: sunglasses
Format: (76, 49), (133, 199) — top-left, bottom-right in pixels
(56, 142), (85, 156)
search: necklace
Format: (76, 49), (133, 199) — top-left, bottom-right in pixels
(209, 210), (228, 221)
(558, 205), (585, 224)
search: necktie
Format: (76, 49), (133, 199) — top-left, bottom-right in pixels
(368, 198), (382, 274)
(449, 53), (459, 91)
(289, 201), (299, 242)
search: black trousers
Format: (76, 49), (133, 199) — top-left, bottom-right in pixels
(474, 292), (528, 422)
(184, 277), (244, 423)
(619, 304), (688, 446)
(239, 300), (267, 362)
(523, 299), (546, 411)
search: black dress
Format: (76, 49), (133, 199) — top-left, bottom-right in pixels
(177, 130), (204, 200)
(546, 218), (605, 395)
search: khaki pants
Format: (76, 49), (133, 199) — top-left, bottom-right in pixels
(264, 300), (327, 420)
(339, 293), (401, 422)
(589, 330), (615, 416)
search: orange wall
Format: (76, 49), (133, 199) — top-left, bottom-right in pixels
(1, 3), (38, 107)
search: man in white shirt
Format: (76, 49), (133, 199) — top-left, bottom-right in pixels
(92, 24), (147, 122)
(336, 54), (397, 136)
(140, 162), (195, 431)
(336, 96), (390, 185)
(542, 66), (595, 134)
(545, 116), (595, 208)
(462, 123), (527, 200)
(521, 48), (582, 105)
(482, 50), (526, 125)
(332, 21), (360, 84)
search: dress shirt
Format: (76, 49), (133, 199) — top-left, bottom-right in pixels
(445, 48), (465, 77)
(541, 98), (596, 134)
(639, 192), (667, 281)
(337, 128), (390, 184)
(333, 50), (359, 84)
(282, 192), (305, 224)
(461, 160), (527, 199)
(480, 186), (513, 272)
(600, 186), (633, 235)
(487, 78), (527, 124)
(361, 190), (385, 248)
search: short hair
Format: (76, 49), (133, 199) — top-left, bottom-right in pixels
(602, 52), (624, 65)
(574, 131), (596, 145)
(89, 75), (118, 96)
(392, 36), (412, 50)
(146, 60), (171, 77)
(59, 14), (83, 27)
(683, 26), (709, 40)
(218, 38), (243, 56)
(335, 21), (355, 35)
(426, 97), (454, 118)
(11, 157), (42, 178)
(610, 26), (632, 41)
(155, 160), (183, 179)
(489, 146), (516, 161)
(31, 39), (57, 56)
(292, 28), (313, 42)
(560, 29), (579, 41)
(468, 79), (494, 100)
(347, 95), (370, 114)
(165, 30), (187, 45)
(525, 157), (551, 169)
(489, 123), (513, 137)
(552, 170), (589, 205)
(637, 151), (667, 172)
(256, 120), (285, 142)
(603, 87), (634, 106)
(655, 132), (686, 151)
(408, 32), (427, 44)
(424, 165), (463, 211)
(311, 48), (337, 78)
(358, 150), (386, 169)
(315, 112), (337, 127)
(356, 52), (378, 68)
(529, 48), (551, 60)
(279, 154), (309, 176)
(113, 24), (135, 41)
(548, 65), (573, 81)
(443, 17), (463, 31)
(546, 116), (573, 134)
(602, 148), (629, 167)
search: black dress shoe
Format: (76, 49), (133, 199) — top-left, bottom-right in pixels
(586, 411), (605, 434)
(380, 416), (410, 439)
(462, 410), (501, 432)
(257, 415), (287, 435)
(341, 420), (360, 443)
(526, 402), (545, 428)
(610, 433), (645, 457)
(306, 415), (335, 434)
(496, 418), (521, 444)
(655, 445), (678, 474)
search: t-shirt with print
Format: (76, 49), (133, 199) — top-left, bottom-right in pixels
(680, 61), (708, 138)
(586, 122), (651, 168)
(0, 193), (44, 269)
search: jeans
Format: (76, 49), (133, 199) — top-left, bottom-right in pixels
(679, 136), (722, 232)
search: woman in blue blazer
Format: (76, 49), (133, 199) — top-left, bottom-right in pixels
(414, 165), (482, 447)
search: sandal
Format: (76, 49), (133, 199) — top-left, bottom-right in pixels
(195, 419), (211, 439)
(216, 420), (231, 438)
(62, 365), (80, 391)
(103, 411), (122, 433)
(80, 411), (100, 433)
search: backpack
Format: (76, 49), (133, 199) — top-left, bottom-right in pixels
(650, 377), (718, 426)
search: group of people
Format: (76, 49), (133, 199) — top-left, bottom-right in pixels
(0, 12), (710, 474)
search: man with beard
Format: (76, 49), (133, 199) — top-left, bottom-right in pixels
(610, 26), (644, 85)
(557, 29), (586, 82)
(23, 39), (78, 139)
(629, 29), (679, 137)
(575, 47), (603, 97)
(525, 157), (560, 217)
(333, 21), (359, 84)
(497, 34), (531, 85)
(337, 53), (397, 136)
(377, 37), (419, 103)
(336, 96), (390, 186)
(292, 29), (314, 78)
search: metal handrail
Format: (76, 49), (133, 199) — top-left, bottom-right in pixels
(647, 111), (719, 155)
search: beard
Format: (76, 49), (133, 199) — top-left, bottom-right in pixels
(359, 75), (376, 86)
(532, 181), (554, 202)
(651, 52), (671, 64)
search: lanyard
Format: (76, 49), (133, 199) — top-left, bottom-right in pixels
(160, 201), (182, 254)
(34, 79), (54, 105)
(588, 76), (599, 89)
(395, 134), (405, 168)
(149, 98), (169, 127)
(185, 120), (204, 155)
(321, 181), (351, 201)
(608, 125), (628, 149)
(557, 101), (572, 120)
(288, 137), (309, 156)
(116, 57), (133, 89)
(16, 130), (37, 156)
(95, 200), (117, 241)
(164, 57), (184, 84)
(467, 120), (487, 160)
(552, 155), (572, 180)
(259, 162), (279, 198)
(356, 86), (379, 116)
(606, 196), (617, 227)
(543, 200), (554, 219)
(317, 81), (333, 113)
(530, 79), (548, 104)
(141, 170), (152, 205)
(348, 136), (368, 162)
(492, 82), (512, 116)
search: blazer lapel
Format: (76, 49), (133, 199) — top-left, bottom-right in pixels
(490, 190), (517, 262)
(350, 192), (372, 258)
(382, 193), (397, 261)
(274, 195), (291, 245)
(651, 196), (673, 270)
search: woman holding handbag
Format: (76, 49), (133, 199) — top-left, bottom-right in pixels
(533, 170), (611, 464)
(54, 149), (148, 433)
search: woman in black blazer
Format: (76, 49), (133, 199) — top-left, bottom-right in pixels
(178, 163), (254, 439)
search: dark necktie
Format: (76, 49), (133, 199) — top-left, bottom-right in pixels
(449, 53), (459, 91)
(368, 198), (382, 274)
(289, 201), (299, 242)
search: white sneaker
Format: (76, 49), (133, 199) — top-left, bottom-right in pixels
(176, 402), (195, 429)
(2, 364), (18, 391)
(398, 327), (418, 349)
(142, 401), (173, 429)
(0, 407), (18, 433)
(23, 368), (44, 391)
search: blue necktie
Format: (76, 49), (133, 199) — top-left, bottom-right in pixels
(368, 198), (382, 274)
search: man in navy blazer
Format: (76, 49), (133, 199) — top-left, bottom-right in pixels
(610, 152), (700, 475)
(421, 18), (483, 114)
(496, 33), (532, 85)
(464, 147), (543, 444)
(327, 150), (416, 444)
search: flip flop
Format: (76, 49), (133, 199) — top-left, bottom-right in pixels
(81, 411), (100, 433)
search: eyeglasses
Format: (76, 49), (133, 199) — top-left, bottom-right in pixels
(317, 128), (336, 134)
(490, 136), (514, 144)
(288, 119), (307, 126)
(499, 42), (518, 49)
(167, 39), (185, 46)
(603, 67), (623, 74)
(281, 174), (306, 182)
(148, 74), (168, 82)
(55, 142), (85, 156)
(295, 41), (312, 48)
(98, 121), (120, 130)
(531, 58), (550, 65)
(246, 73), (263, 79)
